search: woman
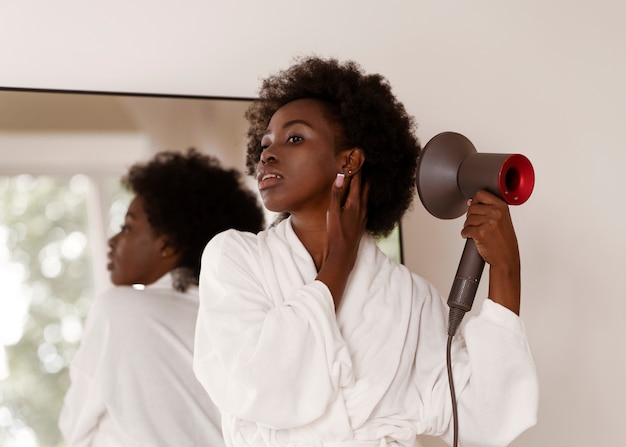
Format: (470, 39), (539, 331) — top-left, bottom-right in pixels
(59, 149), (265, 446)
(193, 57), (538, 446)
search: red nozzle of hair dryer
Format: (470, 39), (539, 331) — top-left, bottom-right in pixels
(458, 152), (534, 206)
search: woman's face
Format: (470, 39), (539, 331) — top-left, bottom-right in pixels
(107, 195), (168, 286)
(256, 98), (345, 216)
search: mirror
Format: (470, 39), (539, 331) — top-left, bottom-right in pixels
(0, 88), (255, 174)
(0, 87), (403, 446)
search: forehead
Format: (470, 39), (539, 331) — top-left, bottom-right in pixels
(267, 98), (334, 129)
(126, 196), (146, 218)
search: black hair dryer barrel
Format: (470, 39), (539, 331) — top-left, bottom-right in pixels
(416, 131), (535, 336)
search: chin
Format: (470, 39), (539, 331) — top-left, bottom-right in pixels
(261, 200), (286, 214)
(109, 273), (124, 286)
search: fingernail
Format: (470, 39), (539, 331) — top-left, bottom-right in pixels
(467, 199), (472, 206)
(335, 172), (345, 187)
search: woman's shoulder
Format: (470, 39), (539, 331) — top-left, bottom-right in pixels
(97, 285), (145, 305)
(97, 278), (193, 313)
(205, 228), (261, 252)
(88, 285), (196, 341)
(200, 228), (268, 279)
(78, 287), (160, 349)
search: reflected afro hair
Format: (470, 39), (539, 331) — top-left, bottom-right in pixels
(245, 55), (421, 237)
(123, 148), (265, 291)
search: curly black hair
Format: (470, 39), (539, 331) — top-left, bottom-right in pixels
(245, 55), (421, 237)
(122, 148), (265, 291)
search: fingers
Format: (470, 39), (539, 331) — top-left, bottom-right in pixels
(462, 191), (509, 234)
(328, 170), (368, 230)
(343, 171), (366, 209)
(461, 190), (518, 267)
(329, 172), (347, 214)
(331, 171), (367, 210)
(470, 189), (504, 206)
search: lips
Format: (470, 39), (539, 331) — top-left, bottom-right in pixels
(257, 170), (283, 190)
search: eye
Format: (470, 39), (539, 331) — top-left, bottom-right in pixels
(287, 135), (303, 144)
(120, 224), (130, 233)
(260, 137), (271, 151)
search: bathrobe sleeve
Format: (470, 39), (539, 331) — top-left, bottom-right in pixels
(58, 292), (110, 447)
(451, 299), (539, 446)
(193, 230), (354, 429)
(410, 294), (538, 447)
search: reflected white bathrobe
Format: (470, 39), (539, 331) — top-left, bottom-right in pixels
(60, 274), (224, 447)
(194, 218), (538, 446)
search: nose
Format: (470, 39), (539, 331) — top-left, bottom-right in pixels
(108, 232), (119, 248)
(260, 146), (277, 165)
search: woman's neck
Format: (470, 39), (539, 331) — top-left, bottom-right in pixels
(290, 214), (329, 271)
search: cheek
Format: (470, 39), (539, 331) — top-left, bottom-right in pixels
(127, 237), (161, 265)
(112, 236), (160, 282)
(305, 153), (341, 179)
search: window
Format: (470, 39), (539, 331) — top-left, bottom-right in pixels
(0, 174), (130, 447)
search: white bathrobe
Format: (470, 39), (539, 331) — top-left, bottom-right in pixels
(194, 218), (538, 447)
(60, 274), (224, 447)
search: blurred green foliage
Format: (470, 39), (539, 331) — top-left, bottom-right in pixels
(0, 174), (94, 447)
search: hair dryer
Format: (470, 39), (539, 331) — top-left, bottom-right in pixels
(416, 132), (535, 335)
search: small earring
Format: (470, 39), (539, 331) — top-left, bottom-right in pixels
(348, 170), (352, 175)
(161, 250), (168, 258)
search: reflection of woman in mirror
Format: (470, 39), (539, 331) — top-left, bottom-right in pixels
(59, 149), (265, 446)
(193, 56), (538, 446)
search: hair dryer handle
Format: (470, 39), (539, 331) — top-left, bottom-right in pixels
(447, 238), (485, 335)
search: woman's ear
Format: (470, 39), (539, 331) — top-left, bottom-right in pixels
(339, 147), (365, 176)
(157, 235), (177, 259)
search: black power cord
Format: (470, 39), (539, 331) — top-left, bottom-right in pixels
(446, 332), (459, 447)
(447, 302), (472, 447)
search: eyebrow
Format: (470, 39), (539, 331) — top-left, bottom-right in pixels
(262, 119), (312, 136)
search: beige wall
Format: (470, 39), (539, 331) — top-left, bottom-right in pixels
(2, 1), (625, 445)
